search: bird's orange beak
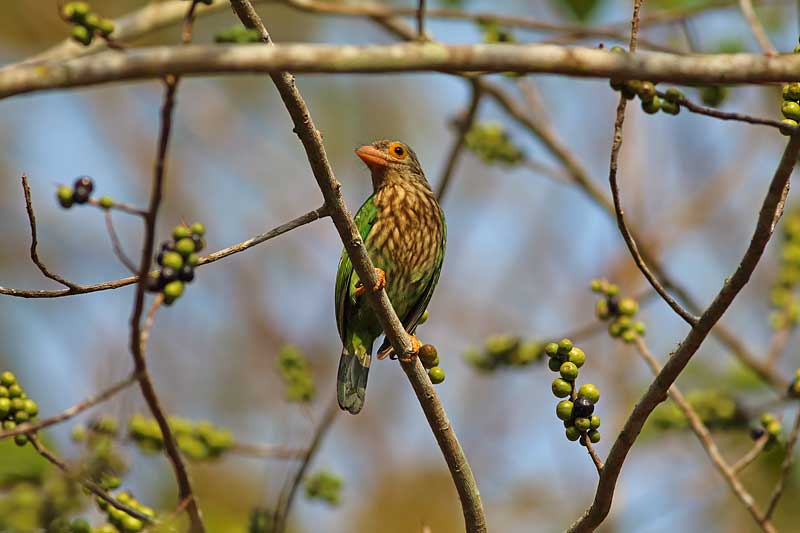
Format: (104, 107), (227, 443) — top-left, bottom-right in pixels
(355, 145), (389, 170)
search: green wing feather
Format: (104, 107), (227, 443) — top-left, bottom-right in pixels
(335, 195), (379, 340)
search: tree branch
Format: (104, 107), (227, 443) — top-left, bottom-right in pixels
(738, 0), (777, 55)
(228, 2), (486, 530)
(436, 79), (481, 201)
(763, 405), (800, 520)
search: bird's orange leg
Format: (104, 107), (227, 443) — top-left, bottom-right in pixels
(354, 268), (386, 297)
(398, 334), (422, 363)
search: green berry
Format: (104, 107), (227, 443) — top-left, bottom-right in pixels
(574, 417), (591, 432)
(578, 383), (600, 404)
(83, 13), (102, 31)
(187, 253), (199, 267)
(565, 426), (581, 441)
(62, 2), (90, 22)
(781, 118), (798, 136)
(664, 87), (685, 102)
(638, 81), (656, 102)
(556, 400), (574, 421)
(7, 384), (22, 398)
(14, 434), (27, 447)
(161, 251), (183, 270)
(175, 238), (196, 256)
(610, 45), (625, 53)
(641, 95), (660, 114)
(633, 321), (646, 335)
(71, 25), (93, 46)
(782, 100), (800, 121)
(588, 429), (601, 443)
(595, 299), (610, 320)
(605, 283), (619, 297)
(121, 516), (143, 532)
(11, 398), (24, 412)
(163, 280), (184, 301)
(767, 420), (782, 437)
(760, 413), (776, 427)
(97, 18), (115, 37)
(14, 410), (29, 423)
(590, 415), (601, 429)
(1, 372), (16, 387)
(552, 378), (572, 398)
(590, 279), (603, 292)
(173, 225), (192, 240)
(544, 342), (559, 357)
(3, 420), (15, 430)
(190, 222), (206, 236)
(99, 195), (114, 209)
(0, 386), (6, 398)
(795, 44), (800, 54)
(57, 185), (74, 208)
(568, 347), (585, 368)
(547, 358), (562, 372)
(621, 329), (637, 343)
(660, 100), (680, 115)
(559, 361), (579, 381)
(428, 366), (445, 384)
(557, 338), (573, 354)
(70, 518), (92, 533)
(0, 398), (10, 418)
(618, 297), (638, 316)
(419, 344), (439, 369)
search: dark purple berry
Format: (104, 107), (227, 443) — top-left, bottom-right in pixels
(573, 397), (594, 418)
(73, 176), (94, 194)
(159, 266), (178, 283)
(178, 264), (195, 282)
(750, 427), (765, 440)
(160, 241), (176, 253)
(73, 185), (91, 204)
(191, 234), (205, 252)
(606, 297), (619, 316)
(156, 252), (165, 266)
(145, 275), (162, 293)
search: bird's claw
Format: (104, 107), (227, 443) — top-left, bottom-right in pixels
(398, 335), (422, 363)
(354, 268), (386, 297)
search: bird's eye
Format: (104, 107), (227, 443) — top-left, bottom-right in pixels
(389, 142), (407, 160)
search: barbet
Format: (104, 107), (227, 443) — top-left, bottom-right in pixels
(335, 140), (446, 414)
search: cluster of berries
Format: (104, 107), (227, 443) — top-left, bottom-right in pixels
(71, 415), (127, 491)
(0, 371), (39, 447)
(779, 42), (800, 135)
(652, 389), (742, 430)
(57, 176), (113, 209)
(591, 279), (646, 343)
(750, 413), (783, 450)
(128, 414), (234, 461)
(214, 26), (261, 43)
(769, 207), (800, 329)
(464, 122), (524, 165)
(545, 339), (601, 444)
(419, 344), (446, 384)
(304, 470), (344, 505)
(96, 491), (154, 533)
(608, 47), (681, 115)
(48, 517), (94, 533)
(61, 2), (114, 46)
(790, 369), (800, 397)
(278, 345), (317, 402)
(148, 223), (206, 305)
(463, 334), (542, 372)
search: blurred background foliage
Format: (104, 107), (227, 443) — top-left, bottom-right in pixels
(1, 0), (800, 531)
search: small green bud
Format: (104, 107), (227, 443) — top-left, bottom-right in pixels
(163, 280), (184, 302)
(556, 400), (574, 421)
(71, 25), (93, 46)
(574, 417), (591, 432)
(559, 361), (579, 381)
(590, 415), (601, 429)
(588, 429), (601, 443)
(618, 298), (638, 316)
(660, 100), (680, 115)
(782, 100), (800, 121)
(161, 251), (183, 270)
(428, 366), (445, 384)
(552, 378), (573, 398)
(419, 344), (439, 369)
(641, 94), (661, 114)
(57, 185), (74, 208)
(190, 222), (206, 236)
(1, 371), (16, 387)
(544, 342), (559, 357)
(578, 383), (600, 404)
(175, 237), (196, 256)
(568, 347), (585, 368)
(565, 426), (581, 441)
(557, 338), (573, 354)
(99, 195), (114, 209)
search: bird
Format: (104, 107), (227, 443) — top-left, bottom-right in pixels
(334, 140), (446, 414)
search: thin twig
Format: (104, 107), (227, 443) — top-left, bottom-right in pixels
(230, 441), (307, 460)
(765, 323), (793, 367)
(88, 196), (147, 216)
(436, 80), (481, 201)
(416, 0), (426, 40)
(732, 434), (769, 474)
(29, 435), (154, 524)
(21, 174), (82, 290)
(273, 400), (338, 532)
(569, 132), (800, 533)
(0, 373), (138, 440)
(128, 77), (205, 533)
(229, 2), (485, 531)
(656, 90), (792, 132)
(0, 207), (327, 298)
(582, 435), (604, 474)
(738, 0), (778, 55)
(763, 406), (800, 519)
(104, 210), (138, 274)
(632, 338), (774, 532)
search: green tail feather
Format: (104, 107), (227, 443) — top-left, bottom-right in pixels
(337, 348), (370, 415)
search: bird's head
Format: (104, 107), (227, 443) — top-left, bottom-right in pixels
(355, 140), (427, 190)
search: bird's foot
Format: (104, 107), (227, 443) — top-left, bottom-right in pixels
(398, 334), (422, 363)
(354, 268), (386, 297)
